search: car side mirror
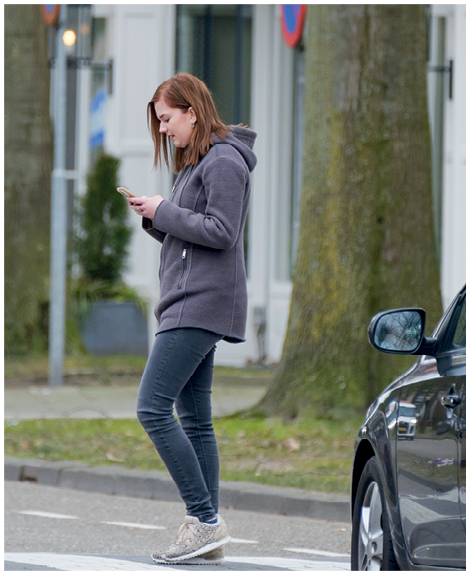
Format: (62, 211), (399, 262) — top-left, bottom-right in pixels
(368, 309), (427, 354)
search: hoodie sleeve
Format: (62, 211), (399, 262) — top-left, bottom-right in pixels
(142, 217), (167, 244)
(152, 156), (247, 250)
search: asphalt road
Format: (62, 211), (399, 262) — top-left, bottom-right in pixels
(5, 481), (351, 571)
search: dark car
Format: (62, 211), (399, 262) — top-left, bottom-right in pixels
(351, 285), (466, 571)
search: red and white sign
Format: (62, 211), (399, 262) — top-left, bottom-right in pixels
(41, 5), (61, 26)
(281, 5), (307, 48)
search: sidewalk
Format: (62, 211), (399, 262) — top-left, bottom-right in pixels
(4, 376), (350, 523)
(4, 376), (268, 420)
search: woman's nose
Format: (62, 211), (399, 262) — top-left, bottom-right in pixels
(159, 123), (166, 133)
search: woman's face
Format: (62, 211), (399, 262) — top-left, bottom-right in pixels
(154, 98), (196, 148)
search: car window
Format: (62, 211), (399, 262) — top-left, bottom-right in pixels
(451, 297), (466, 349)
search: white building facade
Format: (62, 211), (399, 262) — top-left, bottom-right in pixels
(72, 4), (465, 366)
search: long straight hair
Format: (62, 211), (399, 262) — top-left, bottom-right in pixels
(147, 73), (229, 173)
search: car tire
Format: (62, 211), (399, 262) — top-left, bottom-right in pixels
(351, 456), (400, 571)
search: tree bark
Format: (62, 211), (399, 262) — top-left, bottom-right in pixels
(5, 5), (53, 354)
(259, 5), (442, 419)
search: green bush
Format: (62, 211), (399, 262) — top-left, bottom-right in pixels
(76, 153), (131, 283)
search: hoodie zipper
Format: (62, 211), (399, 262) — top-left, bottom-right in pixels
(169, 166), (194, 207)
(177, 247), (188, 289)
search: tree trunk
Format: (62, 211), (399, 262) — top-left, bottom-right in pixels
(259, 5), (442, 419)
(4, 5), (53, 354)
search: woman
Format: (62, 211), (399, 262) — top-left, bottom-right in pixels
(128, 73), (257, 565)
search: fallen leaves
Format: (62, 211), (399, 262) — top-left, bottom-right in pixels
(106, 451), (124, 462)
(5, 415), (360, 493)
(282, 438), (301, 452)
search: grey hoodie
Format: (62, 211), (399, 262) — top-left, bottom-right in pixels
(142, 126), (257, 343)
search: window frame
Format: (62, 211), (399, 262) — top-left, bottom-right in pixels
(434, 288), (466, 355)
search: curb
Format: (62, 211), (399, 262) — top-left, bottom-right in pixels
(5, 456), (351, 523)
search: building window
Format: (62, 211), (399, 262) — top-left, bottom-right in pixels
(428, 16), (446, 263)
(176, 4), (253, 268)
(176, 5), (252, 126)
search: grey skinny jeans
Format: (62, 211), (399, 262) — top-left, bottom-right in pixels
(137, 328), (222, 522)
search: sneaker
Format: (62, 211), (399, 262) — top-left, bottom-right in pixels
(160, 515), (230, 563)
(152, 545), (225, 565)
(151, 520), (186, 564)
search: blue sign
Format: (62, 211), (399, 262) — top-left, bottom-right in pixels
(281, 5), (307, 48)
(41, 4), (61, 26)
(90, 88), (106, 149)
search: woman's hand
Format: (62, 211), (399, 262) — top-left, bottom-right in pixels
(128, 195), (164, 220)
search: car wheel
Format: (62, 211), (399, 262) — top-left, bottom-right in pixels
(351, 456), (399, 571)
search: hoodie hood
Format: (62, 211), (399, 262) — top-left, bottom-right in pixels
(213, 126), (257, 172)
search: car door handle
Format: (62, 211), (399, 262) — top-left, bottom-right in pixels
(441, 394), (462, 409)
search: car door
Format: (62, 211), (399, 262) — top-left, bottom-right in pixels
(457, 380), (466, 530)
(396, 292), (466, 569)
(452, 298), (466, 529)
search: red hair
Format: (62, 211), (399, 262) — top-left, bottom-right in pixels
(147, 73), (229, 173)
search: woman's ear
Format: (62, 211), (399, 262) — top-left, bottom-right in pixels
(188, 106), (197, 124)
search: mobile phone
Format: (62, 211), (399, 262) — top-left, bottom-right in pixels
(117, 186), (137, 199)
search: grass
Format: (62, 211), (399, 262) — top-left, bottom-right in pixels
(5, 354), (362, 493)
(4, 355), (147, 379)
(4, 354), (274, 382)
(4, 413), (363, 493)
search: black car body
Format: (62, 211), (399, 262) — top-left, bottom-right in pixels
(351, 285), (466, 570)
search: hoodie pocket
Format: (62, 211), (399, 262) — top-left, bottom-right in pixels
(177, 247), (188, 289)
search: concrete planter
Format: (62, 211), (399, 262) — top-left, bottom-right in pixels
(80, 301), (148, 356)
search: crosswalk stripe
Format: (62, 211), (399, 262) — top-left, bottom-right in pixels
(101, 521), (166, 530)
(4, 553), (351, 571)
(18, 511), (79, 520)
(226, 556), (350, 570)
(4, 553), (173, 571)
(284, 547), (351, 558)
(230, 537), (259, 544)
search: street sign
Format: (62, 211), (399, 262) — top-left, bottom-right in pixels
(281, 5), (307, 48)
(41, 4), (61, 26)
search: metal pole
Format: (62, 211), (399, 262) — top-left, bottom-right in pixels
(48, 5), (68, 387)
